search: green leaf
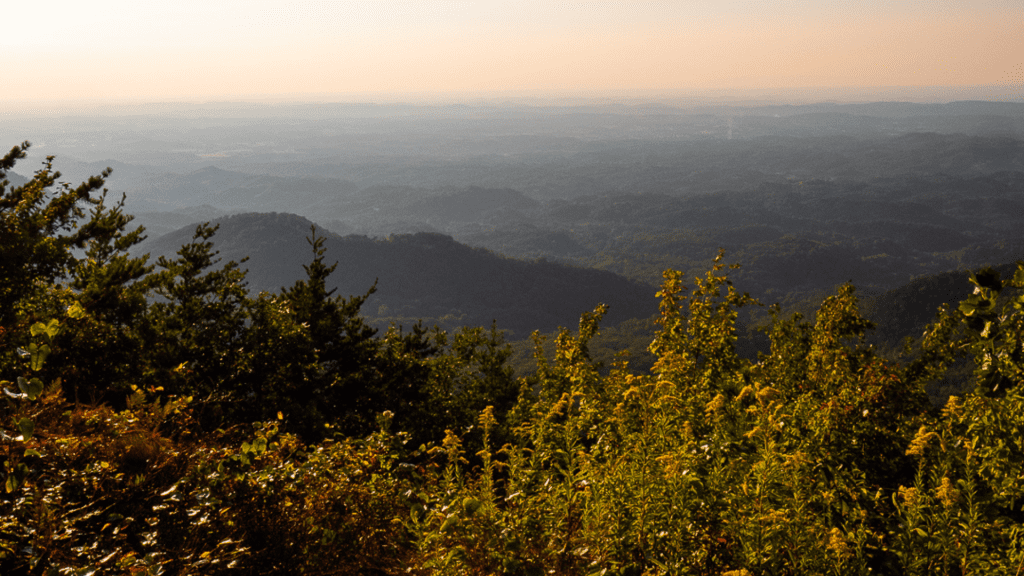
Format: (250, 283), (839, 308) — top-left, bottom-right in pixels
(443, 546), (467, 566)
(462, 497), (482, 517)
(17, 377), (44, 400)
(252, 437), (268, 456)
(28, 343), (50, 371)
(67, 302), (87, 320)
(960, 295), (995, 317)
(30, 319), (61, 340)
(439, 515), (459, 534)
(30, 322), (46, 338)
(5, 463), (28, 493)
(17, 418), (34, 441)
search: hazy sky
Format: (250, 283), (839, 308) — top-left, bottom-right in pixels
(3, 0), (1022, 104)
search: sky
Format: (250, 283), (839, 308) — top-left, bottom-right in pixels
(2, 0), (1022, 105)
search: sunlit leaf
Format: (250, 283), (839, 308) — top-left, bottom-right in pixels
(67, 301), (87, 320)
(16, 418), (34, 441)
(17, 377), (43, 400)
(27, 343), (50, 371)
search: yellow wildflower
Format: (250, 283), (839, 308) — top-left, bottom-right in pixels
(827, 527), (852, 559)
(898, 485), (919, 505)
(736, 385), (755, 403)
(705, 393), (727, 417)
(936, 477), (960, 509)
(905, 425), (938, 457)
(756, 386), (780, 405)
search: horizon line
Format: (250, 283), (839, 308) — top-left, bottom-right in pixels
(3, 84), (1023, 115)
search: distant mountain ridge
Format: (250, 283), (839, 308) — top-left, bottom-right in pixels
(133, 212), (658, 337)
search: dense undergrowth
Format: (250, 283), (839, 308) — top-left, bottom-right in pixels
(3, 142), (1024, 574)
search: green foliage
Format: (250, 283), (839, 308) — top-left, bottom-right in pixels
(401, 260), (1024, 575)
(142, 222), (251, 415)
(418, 323), (521, 453)
(956, 266), (1024, 395)
(0, 390), (413, 575)
(275, 225), (381, 436)
(4, 145), (1024, 575)
(58, 192), (153, 401)
(0, 143), (107, 326)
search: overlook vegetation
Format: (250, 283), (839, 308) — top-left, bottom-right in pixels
(3, 141), (1024, 575)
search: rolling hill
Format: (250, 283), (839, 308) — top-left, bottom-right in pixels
(133, 212), (659, 338)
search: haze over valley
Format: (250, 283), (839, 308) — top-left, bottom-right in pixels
(6, 99), (1024, 349)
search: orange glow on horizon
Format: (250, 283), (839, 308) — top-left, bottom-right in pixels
(1, 1), (1021, 104)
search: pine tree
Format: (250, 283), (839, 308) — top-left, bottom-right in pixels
(280, 226), (380, 436)
(56, 192), (153, 402)
(0, 143), (112, 328)
(1, 143), (152, 402)
(142, 223), (250, 405)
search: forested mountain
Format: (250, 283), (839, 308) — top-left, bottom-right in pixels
(302, 171), (1023, 309)
(129, 206), (1024, 400)
(565, 172), (1024, 297)
(5, 98), (1024, 573)
(134, 212), (658, 338)
(12, 102), (1022, 319)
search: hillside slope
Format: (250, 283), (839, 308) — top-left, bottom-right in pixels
(134, 212), (658, 337)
